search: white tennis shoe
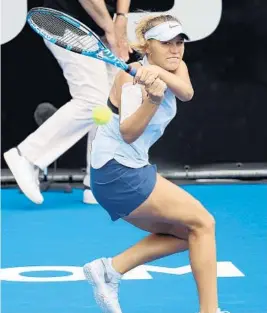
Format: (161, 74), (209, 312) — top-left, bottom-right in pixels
(3, 148), (43, 204)
(83, 258), (122, 313)
(83, 188), (98, 204)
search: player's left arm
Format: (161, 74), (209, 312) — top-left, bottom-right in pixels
(156, 60), (194, 102)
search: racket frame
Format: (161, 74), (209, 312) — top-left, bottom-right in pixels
(27, 7), (136, 76)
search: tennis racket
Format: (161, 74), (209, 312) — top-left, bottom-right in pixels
(27, 7), (137, 76)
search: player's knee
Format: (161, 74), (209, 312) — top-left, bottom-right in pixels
(200, 212), (216, 232)
(190, 202), (216, 234)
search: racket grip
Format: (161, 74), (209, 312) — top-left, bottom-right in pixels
(126, 65), (137, 77)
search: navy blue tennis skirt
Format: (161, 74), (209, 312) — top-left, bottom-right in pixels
(90, 159), (157, 221)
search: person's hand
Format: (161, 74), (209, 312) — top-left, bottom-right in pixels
(134, 67), (166, 105)
(114, 16), (132, 61)
(145, 78), (167, 105)
(134, 66), (166, 105)
(104, 29), (120, 58)
(133, 66), (161, 86)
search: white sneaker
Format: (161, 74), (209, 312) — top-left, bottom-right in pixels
(83, 188), (98, 204)
(3, 148), (44, 204)
(83, 258), (122, 313)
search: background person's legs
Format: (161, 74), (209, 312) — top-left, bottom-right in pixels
(19, 40), (111, 168)
(4, 41), (111, 204)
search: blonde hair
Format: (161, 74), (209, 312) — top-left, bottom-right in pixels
(131, 14), (180, 55)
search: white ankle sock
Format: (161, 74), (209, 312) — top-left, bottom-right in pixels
(107, 258), (122, 280)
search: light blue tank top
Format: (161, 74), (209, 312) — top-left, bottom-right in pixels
(91, 56), (177, 169)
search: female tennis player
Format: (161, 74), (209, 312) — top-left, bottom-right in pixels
(83, 14), (228, 313)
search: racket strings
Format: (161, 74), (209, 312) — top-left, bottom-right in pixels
(30, 12), (100, 52)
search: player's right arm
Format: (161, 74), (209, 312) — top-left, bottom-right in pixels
(117, 65), (166, 144)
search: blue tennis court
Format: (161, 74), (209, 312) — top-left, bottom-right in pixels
(1, 183), (267, 313)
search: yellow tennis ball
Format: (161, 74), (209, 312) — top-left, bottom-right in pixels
(92, 106), (112, 125)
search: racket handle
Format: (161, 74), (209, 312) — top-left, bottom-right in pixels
(126, 65), (137, 77)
